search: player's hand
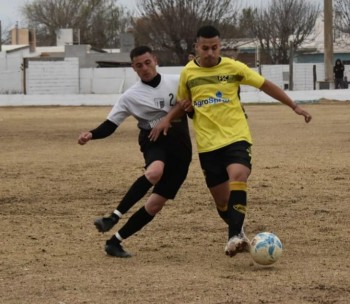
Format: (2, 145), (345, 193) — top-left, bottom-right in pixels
(78, 132), (92, 145)
(181, 99), (193, 113)
(149, 119), (171, 142)
(293, 105), (312, 123)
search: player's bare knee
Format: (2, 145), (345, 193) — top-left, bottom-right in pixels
(145, 201), (165, 215)
(145, 161), (164, 184)
(145, 169), (162, 184)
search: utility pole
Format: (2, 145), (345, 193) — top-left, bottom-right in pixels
(324, 0), (334, 83)
(15, 21), (19, 44)
(289, 40), (294, 91)
(0, 20), (2, 52)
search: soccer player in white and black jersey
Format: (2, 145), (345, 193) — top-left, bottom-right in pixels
(78, 46), (192, 257)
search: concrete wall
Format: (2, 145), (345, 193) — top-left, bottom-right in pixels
(78, 66), (184, 94)
(79, 67), (139, 94)
(0, 70), (23, 93)
(26, 62), (348, 94)
(0, 50), (28, 94)
(0, 89), (349, 107)
(1, 52), (350, 95)
(64, 45), (130, 68)
(26, 58), (79, 94)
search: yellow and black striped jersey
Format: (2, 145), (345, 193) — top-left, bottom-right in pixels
(177, 57), (265, 153)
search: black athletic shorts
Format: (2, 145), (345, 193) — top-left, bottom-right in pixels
(138, 129), (192, 199)
(199, 140), (252, 188)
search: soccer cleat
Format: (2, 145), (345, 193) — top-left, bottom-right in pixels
(225, 231), (250, 257)
(105, 240), (131, 258)
(94, 215), (119, 233)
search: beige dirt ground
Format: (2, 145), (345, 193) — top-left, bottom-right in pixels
(0, 102), (349, 304)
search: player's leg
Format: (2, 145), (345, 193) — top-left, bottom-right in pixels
(224, 163), (250, 256)
(94, 132), (165, 233)
(209, 170), (250, 257)
(223, 143), (252, 257)
(209, 182), (230, 224)
(94, 161), (164, 233)
(200, 142), (252, 257)
(105, 193), (167, 257)
(105, 154), (190, 258)
(198, 148), (231, 224)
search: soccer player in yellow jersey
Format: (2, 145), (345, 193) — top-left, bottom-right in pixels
(150, 25), (312, 257)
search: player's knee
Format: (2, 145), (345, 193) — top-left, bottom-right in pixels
(145, 162), (164, 184)
(227, 164), (251, 181)
(145, 169), (162, 184)
(230, 173), (249, 182)
(145, 200), (165, 215)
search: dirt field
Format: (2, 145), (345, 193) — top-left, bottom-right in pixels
(1, 102), (349, 304)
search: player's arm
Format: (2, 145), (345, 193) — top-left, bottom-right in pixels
(182, 99), (194, 116)
(78, 120), (118, 145)
(148, 102), (186, 141)
(260, 79), (312, 123)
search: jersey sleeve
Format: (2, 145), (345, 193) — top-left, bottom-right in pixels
(90, 120), (117, 139)
(177, 70), (191, 101)
(107, 95), (130, 126)
(235, 60), (265, 88)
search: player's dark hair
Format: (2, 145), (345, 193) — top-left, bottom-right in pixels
(196, 25), (220, 39)
(130, 46), (153, 61)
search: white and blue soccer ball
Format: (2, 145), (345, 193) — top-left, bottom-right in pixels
(250, 232), (283, 265)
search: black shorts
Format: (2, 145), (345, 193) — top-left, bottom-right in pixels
(199, 141), (252, 188)
(138, 129), (192, 199)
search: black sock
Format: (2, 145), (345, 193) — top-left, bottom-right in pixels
(118, 206), (155, 240)
(116, 175), (153, 214)
(109, 213), (119, 221)
(228, 182), (247, 238)
(107, 234), (120, 245)
(217, 208), (230, 225)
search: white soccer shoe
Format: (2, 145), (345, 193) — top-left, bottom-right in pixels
(225, 230), (250, 257)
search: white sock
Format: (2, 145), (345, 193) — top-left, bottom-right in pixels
(115, 232), (123, 242)
(113, 209), (123, 218)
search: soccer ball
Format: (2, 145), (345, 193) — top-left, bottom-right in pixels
(249, 232), (283, 265)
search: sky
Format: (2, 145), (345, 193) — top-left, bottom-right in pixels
(0, 0), (324, 30)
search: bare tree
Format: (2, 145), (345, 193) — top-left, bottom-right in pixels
(334, 0), (350, 34)
(249, 0), (320, 64)
(237, 8), (257, 39)
(132, 0), (240, 65)
(21, 0), (132, 48)
(1, 21), (12, 47)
